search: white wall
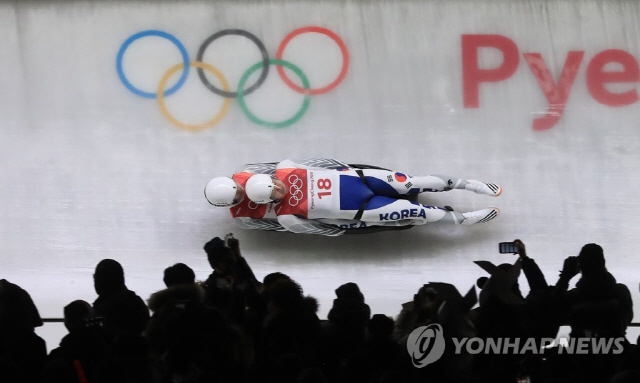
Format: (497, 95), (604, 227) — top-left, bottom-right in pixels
(2, 0), (640, 348)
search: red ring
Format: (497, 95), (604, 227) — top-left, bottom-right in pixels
(276, 26), (349, 95)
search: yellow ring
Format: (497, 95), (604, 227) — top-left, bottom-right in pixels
(157, 61), (231, 131)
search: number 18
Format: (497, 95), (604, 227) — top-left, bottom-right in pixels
(317, 178), (332, 199)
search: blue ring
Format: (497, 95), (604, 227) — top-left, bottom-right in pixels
(116, 30), (190, 99)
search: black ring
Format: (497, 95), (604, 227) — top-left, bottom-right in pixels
(196, 29), (269, 98)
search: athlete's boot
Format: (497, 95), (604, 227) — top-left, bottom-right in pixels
(464, 180), (502, 197)
(460, 207), (500, 225)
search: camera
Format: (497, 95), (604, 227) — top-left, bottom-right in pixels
(84, 316), (105, 329)
(224, 233), (235, 247)
(499, 242), (519, 254)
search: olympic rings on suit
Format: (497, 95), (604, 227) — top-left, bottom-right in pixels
(288, 174), (304, 207)
(116, 27), (349, 131)
(289, 191), (304, 207)
(288, 174), (304, 189)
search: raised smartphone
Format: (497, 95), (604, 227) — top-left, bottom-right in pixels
(499, 242), (518, 254)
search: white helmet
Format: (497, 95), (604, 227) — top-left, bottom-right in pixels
(204, 177), (241, 207)
(246, 174), (275, 204)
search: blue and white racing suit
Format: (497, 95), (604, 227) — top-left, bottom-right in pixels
(273, 160), (466, 236)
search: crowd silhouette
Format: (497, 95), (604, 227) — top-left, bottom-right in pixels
(1, 237), (639, 383)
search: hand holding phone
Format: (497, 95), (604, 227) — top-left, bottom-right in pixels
(225, 233), (240, 255)
(499, 242), (519, 254)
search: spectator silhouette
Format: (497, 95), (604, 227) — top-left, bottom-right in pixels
(203, 235), (260, 324)
(92, 259), (150, 340)
(257, 278), (321, 378)
(327, 283), (371, 335)
(146, 263), (205, 361)
(153, 298), (252, 383)
(393, 284), (444, 344)
(241, 271), (294, 348)
(428, 283), (478, 381)
(163, 262), (196, 287)
(45, 300), (108, 383)
(511, 239), (564, 342)
(320, 282), (370, 381)
(263, 272), (292, 290)
(473, 259), (528, 383)
(149, 263), (203, 315)
(8, 236), (640, 382)
(558, 244), (633, 339)
(0, 279), (47, 383)
(360, 314), (406, 382)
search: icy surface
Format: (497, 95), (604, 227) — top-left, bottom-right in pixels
(1, 0), (640, 348)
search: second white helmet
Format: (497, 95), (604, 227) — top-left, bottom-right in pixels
(204, 177), (241, 207)
(246, 174), (275, 204)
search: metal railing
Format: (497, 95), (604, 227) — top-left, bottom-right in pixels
(41, 318), (640, 326)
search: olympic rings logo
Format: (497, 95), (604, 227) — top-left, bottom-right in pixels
(116, 26), (349, 131)
(288, 175), (304, 206)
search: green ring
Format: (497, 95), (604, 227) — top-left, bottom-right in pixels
(237, 59), (311, 128)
